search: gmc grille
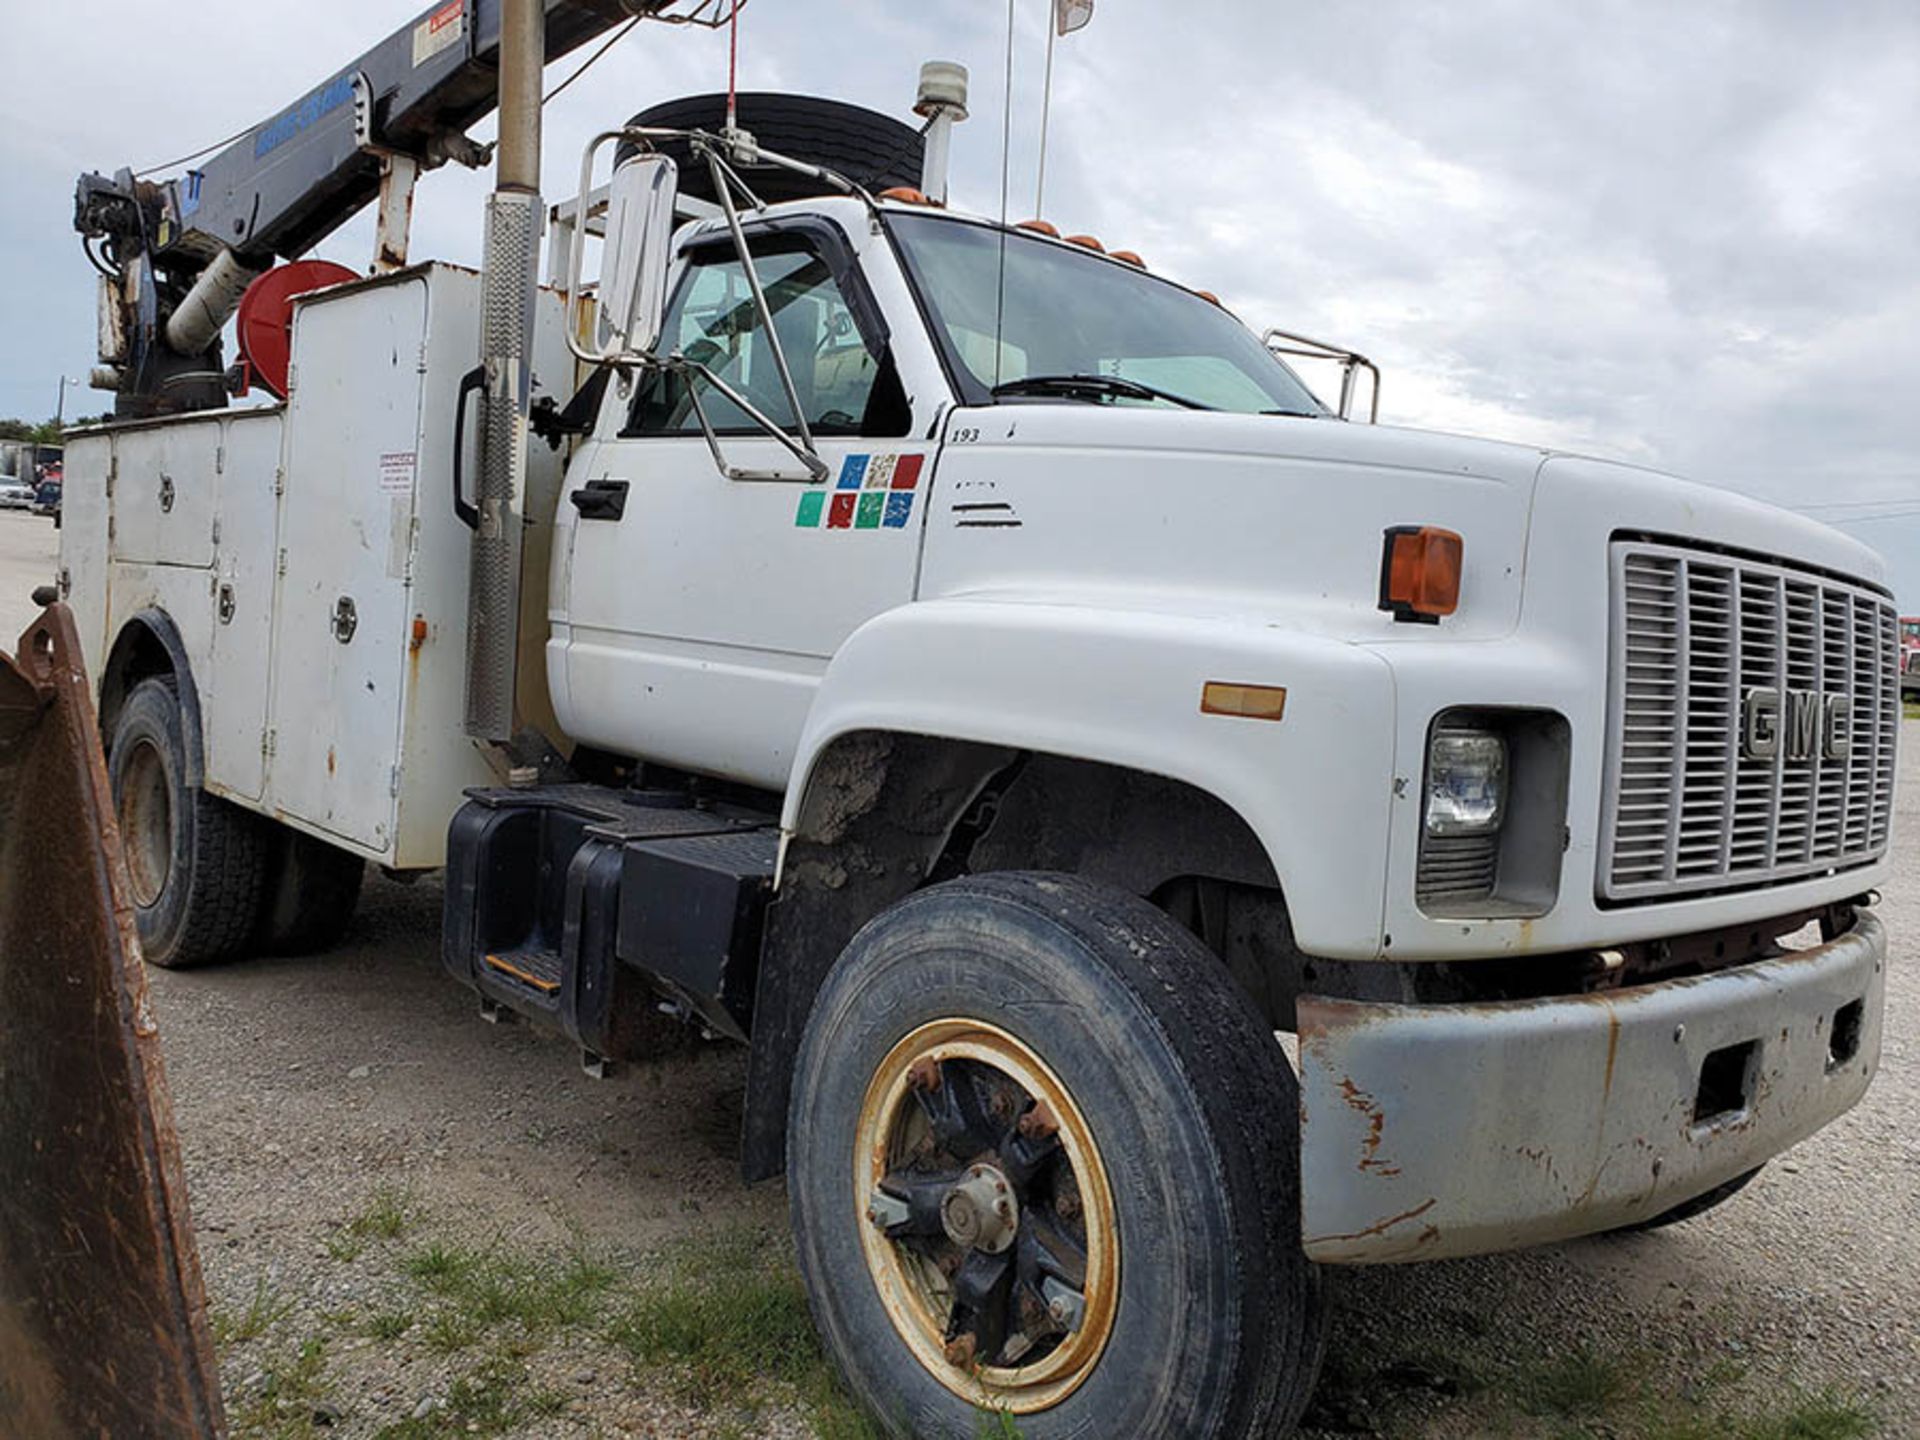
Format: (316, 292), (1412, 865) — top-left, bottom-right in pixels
(1599, 542), (1897, 903)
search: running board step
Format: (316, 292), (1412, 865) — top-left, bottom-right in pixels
(443, 784), (779, 1052)
(483, 947), (562, 996)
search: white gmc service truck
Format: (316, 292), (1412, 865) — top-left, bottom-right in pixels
(52, 3), (1893, 1434)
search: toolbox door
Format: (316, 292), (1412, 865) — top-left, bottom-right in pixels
(264, 276), (426, 855)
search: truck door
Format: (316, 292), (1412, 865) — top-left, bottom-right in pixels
(557, 222), (932, 791)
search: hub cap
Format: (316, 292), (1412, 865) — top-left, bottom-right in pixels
(117, 738), (173, 909)
(854, 1018), (1119, 1413)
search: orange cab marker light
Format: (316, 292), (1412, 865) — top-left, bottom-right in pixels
(1016, 219), (1060, 237)
(1196, 289), (1224, 307)
(1201, 682), (1288, 722)
(879, 186), (930, 205)
(1064, 234), (1105, 252)
(1379, 526), (1463, 623)
(1110, 249), (1146, 268)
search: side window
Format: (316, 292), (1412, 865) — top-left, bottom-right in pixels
(625, 243), (907, 438)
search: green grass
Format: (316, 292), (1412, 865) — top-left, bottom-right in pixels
(364, 1309), (414, 1342)
(325, 1185), (415, 1261)
(230, 1337), (331, 1439)
(401, 1238), (619, 1337)
(211, 1272), (297, 1346)
(1516, 1345), (1634, 1418)
(1646, 1388), (1876, 1440)
(607, 1225), (878, 1436)
(369, 1356), (571, 1439)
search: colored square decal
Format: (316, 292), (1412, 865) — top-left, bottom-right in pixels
(828, 492), (858, 528)
(865, 454), (896, 490)
(795, 491), (826, 528)
(883, 492), (915, 528)
(892, 453), (925, 490)
(856, 492), (885, 528)
(837, 454), (869, 490)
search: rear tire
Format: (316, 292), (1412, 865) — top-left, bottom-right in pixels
(108, 676), (265, 967)
(255, 826), (365, 955)
(787, 871), (1326, 1438)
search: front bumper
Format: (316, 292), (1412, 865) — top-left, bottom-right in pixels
(1296, 911), (1885, 1263)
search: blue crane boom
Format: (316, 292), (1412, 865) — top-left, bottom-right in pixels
(73, 0), (674, 416)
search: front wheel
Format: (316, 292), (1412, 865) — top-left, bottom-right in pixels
(787, 872), (1325, 1438)
(1608, 1165), (1764, 1234)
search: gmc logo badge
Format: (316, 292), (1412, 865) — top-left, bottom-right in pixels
(1742, 687), (1851, 761)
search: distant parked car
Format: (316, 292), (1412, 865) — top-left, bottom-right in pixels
(0, 478), (35, 511)
(1903, 646), (1920, 700)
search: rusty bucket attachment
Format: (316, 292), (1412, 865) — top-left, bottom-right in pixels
(0, 604), (224, 1438)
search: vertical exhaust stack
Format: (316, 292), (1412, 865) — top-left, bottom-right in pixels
(465, 0), (544, 743)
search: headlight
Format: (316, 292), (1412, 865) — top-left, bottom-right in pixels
(1425, 728), (1508, 836)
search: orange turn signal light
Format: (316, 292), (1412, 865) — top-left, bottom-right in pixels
(1379, 526), (1463, 622)
(1201, 682), (1288, 722)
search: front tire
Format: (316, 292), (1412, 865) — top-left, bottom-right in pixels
(787, 872), (1325, 1438)
(108, 676), (265, 967)
(1609, 1165), (1764, 1234)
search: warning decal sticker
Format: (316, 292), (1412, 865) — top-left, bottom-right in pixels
(795, 453), (925, 530)
(379, 451), (418, 494)
(413, 0), (466, 67)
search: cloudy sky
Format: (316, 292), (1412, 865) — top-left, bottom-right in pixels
(2, 1), (1917, 595)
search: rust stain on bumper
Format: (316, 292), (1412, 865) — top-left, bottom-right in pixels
(1297, 914), (1885, 1264)
(0, 604), (225, 1438)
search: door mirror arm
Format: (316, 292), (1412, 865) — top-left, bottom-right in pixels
(672, 354), (831, 483)
(695, 140), (820, 465)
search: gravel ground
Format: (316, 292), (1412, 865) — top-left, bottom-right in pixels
(0, 507), (57, 641)
(5, 507), (1914, 1437)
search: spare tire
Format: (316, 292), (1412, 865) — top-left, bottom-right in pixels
(621, 93), (925, 206)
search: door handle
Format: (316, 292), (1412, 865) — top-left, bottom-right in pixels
(451, 364), (484, 530)
(569, 479), (629, 521)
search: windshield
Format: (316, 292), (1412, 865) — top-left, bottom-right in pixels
(886, 212), (1324, 417)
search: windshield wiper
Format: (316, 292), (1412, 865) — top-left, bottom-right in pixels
(1260, 408), (1321, 418)
(990, 373), (1214, 411)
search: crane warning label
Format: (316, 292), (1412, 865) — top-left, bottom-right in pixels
(413, 1), (466, 67)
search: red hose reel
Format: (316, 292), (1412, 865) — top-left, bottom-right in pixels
(234, 260), (358, 400)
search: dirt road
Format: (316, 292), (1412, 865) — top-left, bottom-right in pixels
(5, 507), (1912, 1437)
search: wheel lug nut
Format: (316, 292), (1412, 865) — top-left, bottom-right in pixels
(1017, 1102), (1058, 1140)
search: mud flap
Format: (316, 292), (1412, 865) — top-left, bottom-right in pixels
(0, 605), (225, 1438)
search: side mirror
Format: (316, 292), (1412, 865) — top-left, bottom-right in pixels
(598, 153), (678, 357)
(562, 133), (679, 366)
